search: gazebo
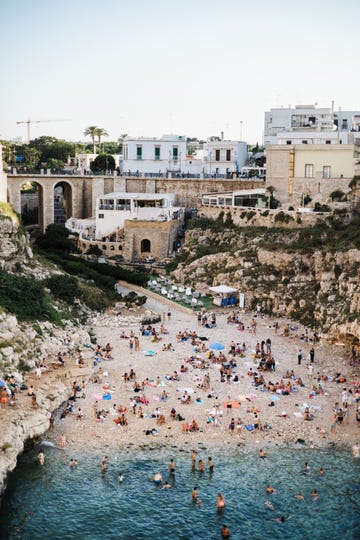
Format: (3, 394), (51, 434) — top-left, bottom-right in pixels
(209, 285), (238, 307)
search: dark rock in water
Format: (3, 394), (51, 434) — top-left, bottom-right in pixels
(296, 438), (306, 444)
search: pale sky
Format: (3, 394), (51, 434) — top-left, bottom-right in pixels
(0, 0), (359, 145)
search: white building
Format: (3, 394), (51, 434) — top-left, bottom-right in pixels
(264, 104), (360, 146)
(203, 139), (248, 176)
(67, 192), (183, 240)
(121, 134), (188, 175)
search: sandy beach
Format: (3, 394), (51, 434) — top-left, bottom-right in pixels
(44, 291), (359, 454)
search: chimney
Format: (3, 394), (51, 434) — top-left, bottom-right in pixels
(221, 131), (224, 141)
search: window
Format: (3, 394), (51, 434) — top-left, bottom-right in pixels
(302, 140), (308, 144)
(286, 140), (292, 145)
(323, 166), (331, 179)
(98, 214), (104, 219)
(154, 146), (160, 160)
(304, 164), (313, 178)
(226, 149), (231, 161)
(215, 149), (220, 161)
(136, 146), (142, 160)
(325, 140), (331, 144)
(172, 146), (178, 160)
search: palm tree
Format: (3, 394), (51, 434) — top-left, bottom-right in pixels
(84, 126), (98, 154)
(95, 128), (109, 149)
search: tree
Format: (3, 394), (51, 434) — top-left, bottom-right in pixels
(117, 133), (128, 154)
(90, 154), (115, 173)
(24, 147), (41, 169)
(84, 126), (99, 153)
(95, 128), (108, 147)
(30, 136), (75, 165)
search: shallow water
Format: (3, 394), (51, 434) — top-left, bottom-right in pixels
(0, 446), (359, 540)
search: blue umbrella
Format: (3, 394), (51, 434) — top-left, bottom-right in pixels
(0, 380), (5, 387)
(210, 342), (225, 350)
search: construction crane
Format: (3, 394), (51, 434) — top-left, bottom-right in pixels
(16, 119), (69, 143)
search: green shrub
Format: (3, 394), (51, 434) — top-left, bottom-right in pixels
(46, 275), (82, 304)
(17, 359), (31, 372)
(0, 268), (54, 322)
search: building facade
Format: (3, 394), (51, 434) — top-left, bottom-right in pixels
(203, 140), (248, 176)
(66, 192), (184, 261)
(264, 104), (360, 146)
(266, 143), (360, 207)
(121, 135), (188, 175)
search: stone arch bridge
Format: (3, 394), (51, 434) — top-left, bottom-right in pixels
(7, 173), (259, 231)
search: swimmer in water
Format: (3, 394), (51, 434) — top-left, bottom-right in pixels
(259, 449), (267, 459)
(208, 457), (214, 473)
(295, 492), (304, 500)
(198, 459), (205, 473)
(118, 473), (124, 482)
(311, 490), (318, 501)
(169, 458), (175, 474)
(303, 462), (310, 474)
(69, 459), (78, 468)
(191, 450), (197, 468)
(217, 492), (226, 509)
(273, 516), (291, 523)
(162, 482), (172, 489)
(264, 500), (274, 510)
(192, 487), (198, 502)
(37, 450), (45, 465)
(266, 484), (275, 494)
(101, 456), (108, 472)
(319, 468), (324, 475)
(153, 472), (163, 484)
(221, 525), (231, 538)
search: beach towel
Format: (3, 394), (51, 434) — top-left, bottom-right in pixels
(222, 401), (240, 408)
(195, 398), (203, 404)
(245, 425), (254, 431)
(152, 395), (160, 401)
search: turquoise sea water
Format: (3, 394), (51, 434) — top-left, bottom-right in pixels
(0, 445), (359, 540)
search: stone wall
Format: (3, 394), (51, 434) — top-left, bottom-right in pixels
(123, 219), (181, 260)
(198, 205), (334, 228)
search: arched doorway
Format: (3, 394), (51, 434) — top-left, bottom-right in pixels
(54, 181), (72, 224)
(20, 180), (44, 233)
(141, 238), (151, 253)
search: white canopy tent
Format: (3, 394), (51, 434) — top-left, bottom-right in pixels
(209, 285), (239, 307)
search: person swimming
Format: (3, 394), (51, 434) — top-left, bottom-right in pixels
(295, 492), (304, 500)
(118, 473), (124, 482)
(266, 484), (275, 494)
(153, 472), (163, 484)
(221, 524), (231, 538)
(37, 451), (45, 466)
(264, 500), (274, 510)
(273, 516), (291, 523)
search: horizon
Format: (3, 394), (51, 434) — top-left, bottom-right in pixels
(0, 0), (359, 145)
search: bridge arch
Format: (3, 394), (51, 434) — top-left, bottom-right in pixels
(54, 181), (73, 224)
(140, 238), (151, 253)
(20, 180), (44, 232)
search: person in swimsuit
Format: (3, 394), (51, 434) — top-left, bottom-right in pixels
(217, 492), (226, 509)
(37, 450), (45, 465)
(208, 457), (214, 473)
(169, 459), (175, 474)
(153, 472), (163, 483)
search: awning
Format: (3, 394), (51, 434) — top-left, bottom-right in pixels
(209, 285), (237, 294)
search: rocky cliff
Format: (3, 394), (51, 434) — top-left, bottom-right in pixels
(171, 216), (360, 346)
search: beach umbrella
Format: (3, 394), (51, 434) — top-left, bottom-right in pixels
(210, 342), (225, 350)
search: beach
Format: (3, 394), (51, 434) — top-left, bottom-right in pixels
(43, 290), (359, 453)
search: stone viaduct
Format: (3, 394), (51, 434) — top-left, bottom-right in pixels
(6, 174), (261, 231)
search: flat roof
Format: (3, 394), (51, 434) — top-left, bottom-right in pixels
(100, 192), (176, 200)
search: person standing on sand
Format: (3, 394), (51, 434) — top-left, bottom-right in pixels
(49, 414), (55, 430)
(298, 349), (303, 365)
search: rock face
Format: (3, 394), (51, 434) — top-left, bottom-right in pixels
(171, 227), (360, 345)
(0, 215), (32, 271)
